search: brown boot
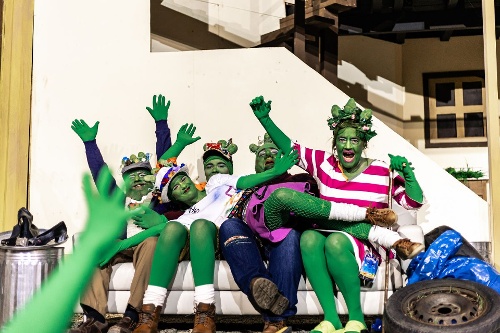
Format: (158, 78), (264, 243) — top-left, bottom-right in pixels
(250, 277), (289, 315)
(365, 207), (398, 227)
(393, 238), (425, 260)
(262, 320), (292, 333)
(133, 304), (161, 333)
(192, 302), (216, 333)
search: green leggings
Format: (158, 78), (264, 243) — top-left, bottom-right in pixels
(301, 230), (366, 330)
(263, 187), (372, 239)
(148, 219), (217, 288)
(149, 221), (188, 287)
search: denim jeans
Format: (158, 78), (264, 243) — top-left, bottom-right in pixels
(219, 217), (303, 321)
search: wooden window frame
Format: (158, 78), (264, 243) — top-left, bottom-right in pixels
(423, 70), (487, 148)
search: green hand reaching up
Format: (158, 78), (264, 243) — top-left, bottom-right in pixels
(388, 153), (424, 203)
(146, 94), (170, 121)
(159, 123), (201, 161)
(249, 95), (272, 120)
(71, 119), (100, 142)
(176, 123), (201, 147)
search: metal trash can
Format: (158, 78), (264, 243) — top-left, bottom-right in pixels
(0, 231), (64, 326)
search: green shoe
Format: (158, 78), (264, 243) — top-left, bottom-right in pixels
(311, 320), (337, 333)
(344, 320), (367, 333)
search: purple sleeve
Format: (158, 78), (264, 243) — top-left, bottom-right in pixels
(83, 140), (117, 193)
(155, 120), (172, 159)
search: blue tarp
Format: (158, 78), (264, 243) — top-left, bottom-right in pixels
(406, 229), (500, 294)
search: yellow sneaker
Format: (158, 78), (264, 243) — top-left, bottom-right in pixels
(311, 320), (337, 333)
(344, 320), (367, 333)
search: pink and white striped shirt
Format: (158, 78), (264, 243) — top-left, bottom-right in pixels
(293, 142), (422, 210)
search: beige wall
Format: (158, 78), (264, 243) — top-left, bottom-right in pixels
(338, 35), (491, 176)
(338, 36), (404, 135)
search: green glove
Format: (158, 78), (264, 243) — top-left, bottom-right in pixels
(388, 153), (423, 203)
(146, 94), (170, 121)
(237, 149), (299, 189)
(249, 96), (293, 154)
(1, 166), (132, 333)
(132, 206), (168, 229)
(160, 123), (201, 160)
(98, 222), (167, 267)
(71, 119), (100, 142)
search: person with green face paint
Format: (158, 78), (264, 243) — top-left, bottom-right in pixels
(201, 139), (238, 185)
(118, 146), (298, 333)
(249, 96), (425, 333)
(68, 94), (185, 333)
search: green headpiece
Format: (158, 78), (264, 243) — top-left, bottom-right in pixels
(327, 98), (377, 142)
(202, 139), (238, 174)
(120, 152), (152, 174)
(249, 133), (276, 154)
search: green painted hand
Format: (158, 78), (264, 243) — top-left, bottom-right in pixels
(388, 153), (423, 202)
(271, 149), (298, 176)
(146, 94), (170, 121)
(250, 95), (272, 120)
(71, 119), (100, 142)
(132, 206), (167, 229)
(81, 165), (133, 247)
(176, 123), (201, 147)
(388, 153), (414, 179)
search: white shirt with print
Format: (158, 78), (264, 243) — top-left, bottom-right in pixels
(174, 174), (243, 228)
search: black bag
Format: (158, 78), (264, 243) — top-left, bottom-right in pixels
(1, 207), (67, 247)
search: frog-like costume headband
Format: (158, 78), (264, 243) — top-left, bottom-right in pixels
(202, 139), (238, 174)
(327, 98), (377, 142)
(249, 133), (276, 154)
(120, 152), (152, 174)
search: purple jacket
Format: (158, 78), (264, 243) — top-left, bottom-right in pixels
(245, 181), (311, 242)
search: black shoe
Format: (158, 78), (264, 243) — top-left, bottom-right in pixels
(68, 317), (109, 333)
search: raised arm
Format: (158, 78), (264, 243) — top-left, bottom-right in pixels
(389, 153), (424, 203)
(146, 94), (173, 158)
(71, 119), (118, 193)
(1, 167), (133, 333)
(249, 95), (293, 154)
(236, 149), (299, 189)
(159, 123), (201, 161)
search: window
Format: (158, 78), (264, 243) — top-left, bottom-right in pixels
(424, 71), (486, 148)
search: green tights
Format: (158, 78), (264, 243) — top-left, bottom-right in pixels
(149, 221), (188, 287)
(301, 230), (366, 330)
(189, 219), (218, 286)
(263, 188), (372, 239)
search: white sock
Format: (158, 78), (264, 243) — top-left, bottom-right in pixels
(329, 202), (367, 221)
(194, 284), (215, 304)
(368, 226), (402, 248)
(142, 285), (167, 307)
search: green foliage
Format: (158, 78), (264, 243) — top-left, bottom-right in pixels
(445, 166), (484, 180)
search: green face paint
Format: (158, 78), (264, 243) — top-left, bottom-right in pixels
(123, 168), (154, 200)
(203, 157), (231, 180)
(335, 127), (365, 172)
(255, 143), (279, 173)
(169, 173), (199, 205)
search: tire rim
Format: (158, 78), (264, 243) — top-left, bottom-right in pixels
(403, 285), (486, 326)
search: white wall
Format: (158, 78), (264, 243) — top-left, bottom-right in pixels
(30, 0), (489, 254)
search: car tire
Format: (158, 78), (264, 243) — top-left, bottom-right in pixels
(384, 278), (500, 333)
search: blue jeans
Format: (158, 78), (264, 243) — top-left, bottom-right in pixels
(219, 218), (303, 321)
